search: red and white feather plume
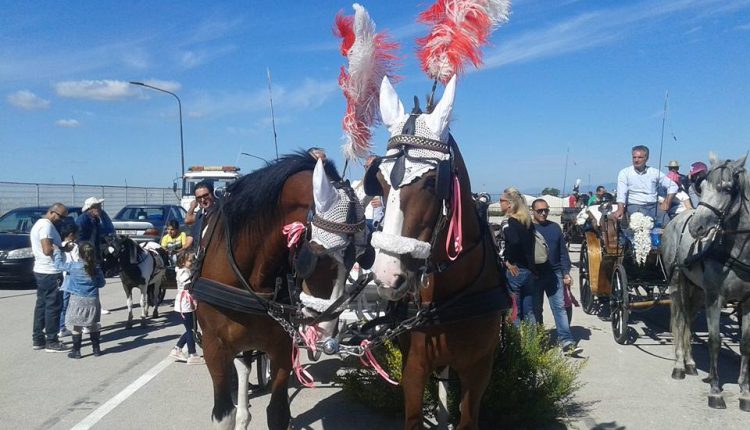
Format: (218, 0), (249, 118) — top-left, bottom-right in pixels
(335, 3), (399, 160)
(417, 0), (511, 84)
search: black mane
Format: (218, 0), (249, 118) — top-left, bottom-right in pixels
(223, 151), (341, 236)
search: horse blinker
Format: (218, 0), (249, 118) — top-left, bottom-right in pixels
(294, 241), (319, 279)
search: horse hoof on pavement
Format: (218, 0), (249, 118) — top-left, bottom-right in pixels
(126, 321), (133, 329)
(140, 320), (147, 328)
(152, 309), (159, 318)
(671, 368), (685, 380)
(740, 397), (750, 412)
(708, 394), (726, 409)
(685, 364), (697, 375)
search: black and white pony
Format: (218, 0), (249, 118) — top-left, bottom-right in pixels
(663, 153), (750, 411)
(107, 235), (167, 328)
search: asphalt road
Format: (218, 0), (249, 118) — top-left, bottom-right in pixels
(0, 246), (746, 429)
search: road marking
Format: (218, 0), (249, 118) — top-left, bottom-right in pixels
(70, 356), (173, 430)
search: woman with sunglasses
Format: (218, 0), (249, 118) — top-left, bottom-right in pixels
(498, 188), (539, 326)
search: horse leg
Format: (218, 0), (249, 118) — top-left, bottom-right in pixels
(401, 354), (430, 430)
(140, 286), (148, 328)
(152, 283), (160, 318)
(683, 285), (702, 376)
(670, 277), (688, 379)
(738, 302), (750, 412)
(266, 342), (292, 430)
(125, 289), (134, 329)
(203, 328), (238, 429)
(233, 354), (253, 429)
(455, 351), (494, 430)
(705, 294), (726, 409)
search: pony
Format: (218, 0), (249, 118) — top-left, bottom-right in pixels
(664, 154), (750, 411)
(364, 75), (511, 429)
(106, 235), (166, 328)
(194, 154), (371, 429)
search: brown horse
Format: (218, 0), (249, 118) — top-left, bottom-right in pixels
(365, 75), (511, 429)
(193, 153), (371, 429)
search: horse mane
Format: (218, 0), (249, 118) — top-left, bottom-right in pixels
(223, 151), (342, 237)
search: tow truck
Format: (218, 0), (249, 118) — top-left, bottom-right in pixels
(174, 165), (242, 211)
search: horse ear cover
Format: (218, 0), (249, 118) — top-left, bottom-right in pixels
(379, 76), (405, 133)
(313, 159), (338, 214)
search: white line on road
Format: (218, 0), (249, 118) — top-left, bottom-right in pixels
(70, 356), (173, 430)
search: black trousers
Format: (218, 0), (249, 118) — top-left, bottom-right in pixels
(32, 273), (63, 344)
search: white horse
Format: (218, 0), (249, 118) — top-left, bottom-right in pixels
(664, 154), (750, 411)
(110, 235), (166, 328)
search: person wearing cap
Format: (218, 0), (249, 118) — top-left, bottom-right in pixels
(612, 145), (678, 227)
(687, 161), (709, 208)
(664, 161), (692, 217)
(76, 197), (115, 314)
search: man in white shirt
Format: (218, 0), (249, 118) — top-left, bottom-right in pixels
(612, 145), (677, 227)
(30, 203), (70, 352)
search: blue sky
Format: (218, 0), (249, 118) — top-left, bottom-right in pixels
(1, 0), (749, 196)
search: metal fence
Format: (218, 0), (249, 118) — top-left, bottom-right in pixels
(0, 181), (180, 216)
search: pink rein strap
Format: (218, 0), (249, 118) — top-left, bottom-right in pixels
(282, 222), (306, 248)
(359, 340), (399, 385)
(445, 175), (463, 260)
(292, 326), (319, 388)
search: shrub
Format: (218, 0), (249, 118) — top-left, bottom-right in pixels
(335, 323), (583, 428)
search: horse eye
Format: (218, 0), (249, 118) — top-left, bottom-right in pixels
(422, 176), (436, 190)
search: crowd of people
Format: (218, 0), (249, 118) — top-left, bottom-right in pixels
(29, 187), (214, 365)
(495, 145), (711, 357)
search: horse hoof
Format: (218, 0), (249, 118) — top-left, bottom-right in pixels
(152, 310), (159, 318)
(671, 368), (685, 380)
(126, 322), (133, 329)
(685, 364), (698, 375)
(708, 395), (726, 409)
(140, 320), (147, 328)
(740, 398), (750, 412)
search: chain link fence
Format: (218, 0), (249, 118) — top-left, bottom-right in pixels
(0, 181), (180, 216)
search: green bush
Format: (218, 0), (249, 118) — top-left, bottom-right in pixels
(335, 323), (583, 428)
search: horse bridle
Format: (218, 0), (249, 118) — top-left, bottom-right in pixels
(696, 163), (748, 235)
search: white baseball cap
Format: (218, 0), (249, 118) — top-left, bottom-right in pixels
(82, 197), (105, 212)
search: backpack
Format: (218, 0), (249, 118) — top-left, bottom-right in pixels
(533, 229), (549, 264)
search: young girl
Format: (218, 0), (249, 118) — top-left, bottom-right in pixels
(169, 253), (204, 365)
(53, 241), (105, 359)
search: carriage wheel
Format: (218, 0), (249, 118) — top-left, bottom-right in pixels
(579, 242), (596, 314)
(255, 352), (272, 391)
(610, 264), (630, 344)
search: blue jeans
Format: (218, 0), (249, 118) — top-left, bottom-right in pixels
(32, 273), (63, 344)
(537, 270), (575, 346)
(60, 291), (70, 331)
(506, 267), (536, 326)
(176, 311), (197, 355)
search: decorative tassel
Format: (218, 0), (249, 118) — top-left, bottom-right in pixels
(417, 0), (511, 84)
(334, 3), (400, 160)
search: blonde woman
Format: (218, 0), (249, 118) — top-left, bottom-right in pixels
(499, 188), (538, 325)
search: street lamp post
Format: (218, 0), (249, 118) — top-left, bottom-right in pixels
(129, 81), (185, 178)
(240, 152), (270, 164)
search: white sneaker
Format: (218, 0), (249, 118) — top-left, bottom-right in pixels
(169, 347), (186, 362)
(186, 354), (205, 365)
(58, 328), (72, 338)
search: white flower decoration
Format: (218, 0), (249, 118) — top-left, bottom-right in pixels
(629, 212), (654, 265)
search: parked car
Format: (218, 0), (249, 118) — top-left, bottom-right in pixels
(0, 206), (82, 287)
(112, 204), (187, 244)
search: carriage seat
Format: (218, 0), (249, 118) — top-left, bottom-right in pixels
(599, 215), (621, 255)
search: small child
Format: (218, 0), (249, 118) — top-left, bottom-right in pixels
(58, 222), (80, 339)
(53, 241), (106, 359)
(169, 253), (204, 365)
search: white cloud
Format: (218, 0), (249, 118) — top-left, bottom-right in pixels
(55, 119), (80, 128)
(177, 45), (236, 69)
(132, 79), (182, 93)
(55, 80), (134, 101)
(6, 90), (50, 110)
(736, 22), (750, 31)
(283, 78), (339, 110)
(482, 0), (750, 69)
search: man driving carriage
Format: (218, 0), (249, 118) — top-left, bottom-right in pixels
(612, 145), (678, 229)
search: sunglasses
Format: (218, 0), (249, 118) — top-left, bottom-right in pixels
(535, 208), (550, 215)
(195, 193), (211, 200)
(51, 210), (66, 218)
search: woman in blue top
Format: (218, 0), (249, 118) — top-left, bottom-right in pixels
(53, 241), (105, 359)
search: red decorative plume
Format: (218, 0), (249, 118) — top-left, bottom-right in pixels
(334, 3), (400, 160)
(417, 0), (511, 84)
